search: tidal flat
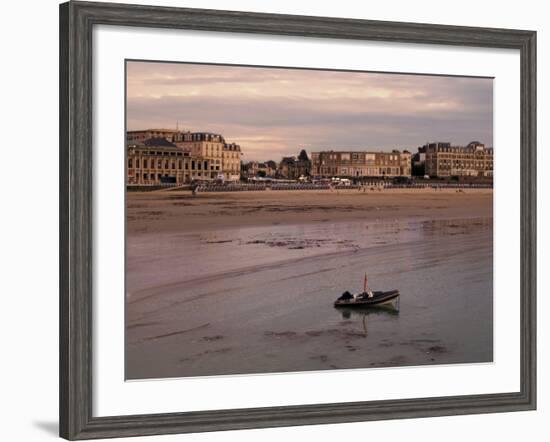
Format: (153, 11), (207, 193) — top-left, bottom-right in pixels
(125, 189), (493, 379)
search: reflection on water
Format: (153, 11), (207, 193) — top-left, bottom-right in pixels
(126, 217), (493, 379)
(338, 301), (400, 320)
(337, 302), (400, 337)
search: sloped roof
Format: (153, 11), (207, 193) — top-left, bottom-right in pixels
(143, 137), (177, 147)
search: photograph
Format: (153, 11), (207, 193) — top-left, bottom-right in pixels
(125, 60), (494, 380)
(1, 0), (543, 440)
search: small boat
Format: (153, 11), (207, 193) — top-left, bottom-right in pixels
(334, 289), (400, 307)
(334, 273), (399, 307)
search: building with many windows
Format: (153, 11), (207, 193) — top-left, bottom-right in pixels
(424, 141), (493, 177)
(222, 143), (242, 181)
(126, 142), (217, 185)
(175, 132), (242, 181)
(126, 129), (243, 185)
(311, 150), (411, 178)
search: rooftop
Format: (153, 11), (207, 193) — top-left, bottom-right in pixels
(143, 137), (177, 147)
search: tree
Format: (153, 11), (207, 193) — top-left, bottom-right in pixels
(411, 163), (425, 177)
(298, 149), (309, 162)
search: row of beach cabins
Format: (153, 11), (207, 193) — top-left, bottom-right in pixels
(193, 182), (492, 193)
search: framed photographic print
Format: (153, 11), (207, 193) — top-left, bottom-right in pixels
(59, 1), (536, 439)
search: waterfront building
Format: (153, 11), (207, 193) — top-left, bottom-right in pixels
(126, 141), (216, 185)
(126, 129), (243, 184)
(400, 150), (412, 177)
(278, 150), (312, 179)
(311, 150), (411, 178)
(278, 157), (297, 179)
(244, 161), (277, 178)
(424, 141), (493, 177)
(222, 142), (242, 181)
(175, 131), (242, 181)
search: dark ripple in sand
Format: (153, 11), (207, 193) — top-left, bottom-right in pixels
(202, 335), (224, 342)
(127, 321), (160, 330)
(142, 323), (210, 342)
(264, 331), (298, 338)
(263, 328), (367, 342)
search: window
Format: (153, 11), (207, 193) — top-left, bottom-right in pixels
(128, 158), (133, 168)
(144, 159), (148, 169)
(136, 159), (140, 168)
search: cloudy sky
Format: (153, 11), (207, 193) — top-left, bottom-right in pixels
(127, 61), (493, 162)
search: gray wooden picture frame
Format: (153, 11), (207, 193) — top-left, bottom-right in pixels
(59, 1), (537, 439)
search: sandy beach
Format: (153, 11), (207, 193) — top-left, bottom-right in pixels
(127, 188), (493, 234)
(125, 188), (493, 379)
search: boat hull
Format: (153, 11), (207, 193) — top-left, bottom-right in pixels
(334, 290), (400, 307)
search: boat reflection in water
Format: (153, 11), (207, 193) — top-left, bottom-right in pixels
(335, 298), (400, 337)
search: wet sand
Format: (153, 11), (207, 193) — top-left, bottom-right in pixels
(126, 189), (493, 379)
(126, 188), (493, 234)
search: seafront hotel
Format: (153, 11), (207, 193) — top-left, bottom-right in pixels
(311, 150), (412, 178)
(126, 129), (242, 185)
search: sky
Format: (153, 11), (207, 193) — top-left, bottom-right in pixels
(126, 61), (493, 162)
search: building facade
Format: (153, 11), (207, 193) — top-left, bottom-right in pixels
(277, 151), (312, 179)
(126, 143), (216, 185)
(222, 143), (242, 181)
(127, 129), (242, 185)
(175, 132), (241, 181)
(424, 141), (493, 177)
(244, 161), (277, 178)
(311, 150), (411, 178)
(278, 157), (297, 179)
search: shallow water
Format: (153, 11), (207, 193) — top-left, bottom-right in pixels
(126, 217), (493, 379)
